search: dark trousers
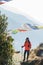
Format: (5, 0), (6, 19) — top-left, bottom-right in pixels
(23, 50), (29, 61)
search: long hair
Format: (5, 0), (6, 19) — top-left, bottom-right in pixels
(25, 37), (30, 44)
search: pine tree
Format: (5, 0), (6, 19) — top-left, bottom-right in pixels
(0, 12), (14, 65)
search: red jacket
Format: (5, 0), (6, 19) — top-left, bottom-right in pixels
(24, 41), (31, 50)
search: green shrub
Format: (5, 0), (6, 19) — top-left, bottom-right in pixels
(0, 12), (14, 65)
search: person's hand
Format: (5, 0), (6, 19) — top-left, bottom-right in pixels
(21, 46), (23, 48)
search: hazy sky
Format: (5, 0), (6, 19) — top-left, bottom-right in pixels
(0, 0), (43, 24)
(0, 0), (43, 51)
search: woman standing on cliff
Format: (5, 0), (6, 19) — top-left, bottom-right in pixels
(22, 37), (31, 62)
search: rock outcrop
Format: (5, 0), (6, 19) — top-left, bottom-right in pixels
(28, 43), (43, 65)
(12, 43), (43, 65)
